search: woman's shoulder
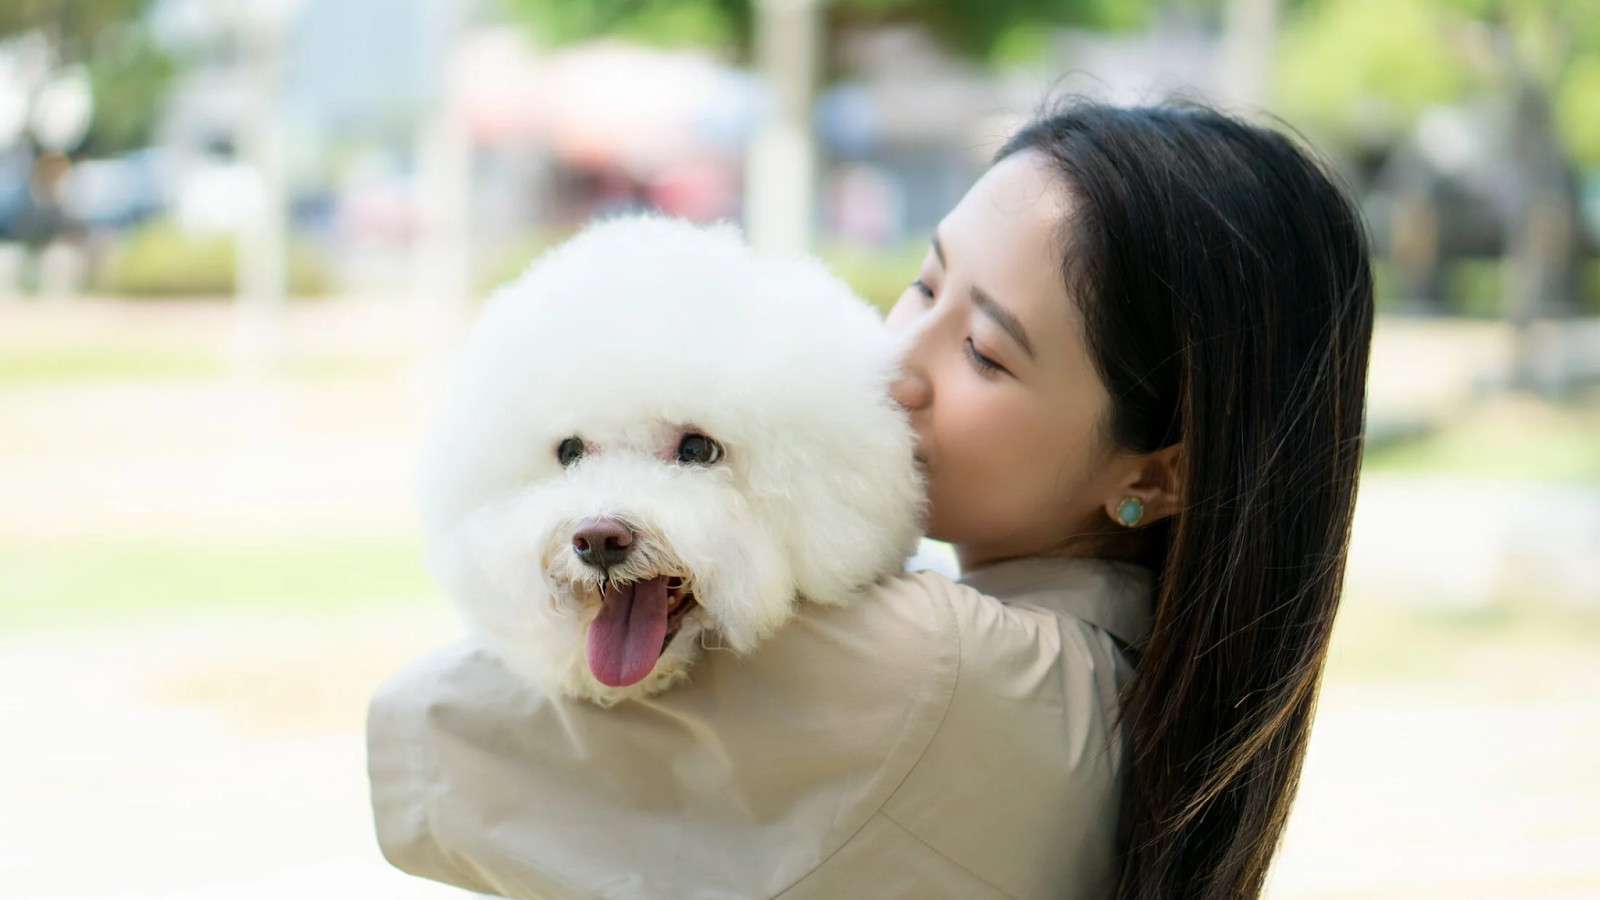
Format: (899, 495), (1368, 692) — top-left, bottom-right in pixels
(843, 567), (1106, 669)
(368, 570), (1127, 899)
(861, 567), (1138, 900)
(367, 576), (965, 899)
(788, 568), (1076, 691)
(787, 568), (1136, 899)
(857, 565), (1132, 744)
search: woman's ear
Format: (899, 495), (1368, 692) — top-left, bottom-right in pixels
(1103, 443), (1185, 527)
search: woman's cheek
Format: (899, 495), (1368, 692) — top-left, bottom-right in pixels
(939, 398), (1005, 491)
(952, 386), (1017, 450)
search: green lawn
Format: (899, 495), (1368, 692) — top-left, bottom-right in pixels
(0, 532), (438, 629)
(0, 348), (223, 385)
(1324, 595), (1600, 694)
(0, 346), (411, 387)
(1363, 391), (1600, 483)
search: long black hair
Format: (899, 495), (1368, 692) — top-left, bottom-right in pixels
(997, 103), (1374, 900)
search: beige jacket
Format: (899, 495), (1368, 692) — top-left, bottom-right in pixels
(367, 556), (1153, 900)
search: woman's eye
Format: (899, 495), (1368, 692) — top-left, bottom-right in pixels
(910, 279), (934, 300)
(557, 437), (585, 467)
(677, 433), (723, 465)
(964, 339), (1006, 377)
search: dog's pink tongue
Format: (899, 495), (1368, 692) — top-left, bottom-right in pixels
(586, 576), (671, 687)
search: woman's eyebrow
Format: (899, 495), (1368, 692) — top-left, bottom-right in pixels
(971, 287), (1036, 360)
(932, 229), (1035, 360)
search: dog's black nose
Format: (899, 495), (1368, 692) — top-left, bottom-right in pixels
(572, 516), (633, 571)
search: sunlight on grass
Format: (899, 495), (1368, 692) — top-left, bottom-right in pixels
(1326, 595), (1600, 697)
(0, 348), (223, 385)
(0, 347), (409, 387)
(1363, 392), (1600, 483)
(0, 532), (437, 629)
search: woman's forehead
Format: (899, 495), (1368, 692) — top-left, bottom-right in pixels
(967, 150), (1070, 220)
(938, 153), (1082, 355)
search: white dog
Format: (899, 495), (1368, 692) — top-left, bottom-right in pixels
(415, 215), (924, 705)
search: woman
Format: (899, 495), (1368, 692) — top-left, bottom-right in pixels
(368, 102), (1374, 900)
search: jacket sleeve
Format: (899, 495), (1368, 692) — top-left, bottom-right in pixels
(367, 649), (528, 897)
(365, 573), (964, 900)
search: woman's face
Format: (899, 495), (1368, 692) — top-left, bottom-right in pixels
(886, 150), (1127, 569)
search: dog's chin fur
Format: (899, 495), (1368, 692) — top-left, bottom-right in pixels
(416, 214), (925, 704)
(472, 607), (709, 708)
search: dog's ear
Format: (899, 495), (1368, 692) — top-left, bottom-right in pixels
(763, 397), (924, 607)
(737, 262), (926, 605)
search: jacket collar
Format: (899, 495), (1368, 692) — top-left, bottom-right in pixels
(958, 555), (1155, 648)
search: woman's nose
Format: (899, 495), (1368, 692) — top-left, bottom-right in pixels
(890, 368), (931, 411)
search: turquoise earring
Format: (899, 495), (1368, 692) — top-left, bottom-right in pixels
(1114, 496), (1144, 528)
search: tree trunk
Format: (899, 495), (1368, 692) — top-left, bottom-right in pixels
(744, 0), (821, 259)
(1502, 62), (1584, 392)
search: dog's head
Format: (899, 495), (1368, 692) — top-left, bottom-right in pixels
(417, 215), (924, 704)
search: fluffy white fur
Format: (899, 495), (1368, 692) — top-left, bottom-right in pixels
(416, 215), (925, 705)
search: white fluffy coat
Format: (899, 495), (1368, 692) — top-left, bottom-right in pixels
(416, 215), (924, 705)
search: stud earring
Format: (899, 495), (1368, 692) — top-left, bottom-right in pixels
(1114, 496), (1144, 528)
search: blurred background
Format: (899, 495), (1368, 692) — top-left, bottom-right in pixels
(1, 0), (1597, 898)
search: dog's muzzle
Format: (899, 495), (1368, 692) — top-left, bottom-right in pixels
(569, 517), (701, 688)
(571, 516), (634, 571)
(584, 575), (699, 687)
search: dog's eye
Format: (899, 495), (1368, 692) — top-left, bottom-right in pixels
(676, 434), (722, 466)
(557, 437), (585, 467)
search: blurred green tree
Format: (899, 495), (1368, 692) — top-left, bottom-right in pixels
(498, 0), (1151, 63)
(0, 0), (175, 155)
(1275, 0), (1471, 149)
(1278, 0), (1599, 341)
(1277, 0), (1600, 168)
(0, 0), (147, 48)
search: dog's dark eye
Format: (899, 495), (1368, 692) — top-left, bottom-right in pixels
(676, 434), (722, 466)
(557, 437), (585, 467)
